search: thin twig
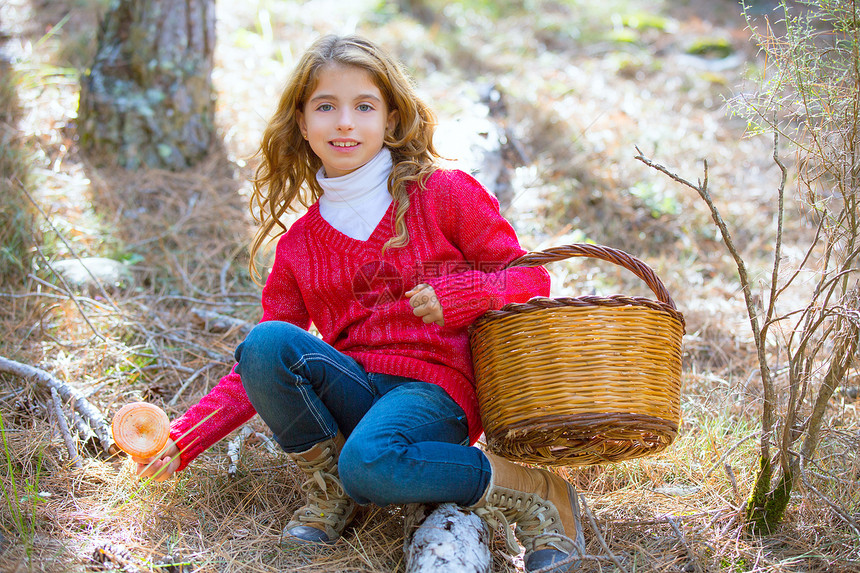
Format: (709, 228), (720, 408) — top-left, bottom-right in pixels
(254, 431), (281, 456)
(764, 129), (788, 339)
(72, 410), (97, 445)
(30, 240), (106, 342)
(190, 308), (253, 335)
(168, 363), (218, 407)
(219, 244), (248, 297)
(571, 483), (586, 558)
(611, 510), (717, 527)
(725, 463), (741, 505)
(51, 387), (83, 469)
(248, 462), (293, 472)
(702, 430), (760, 479)
(528, 532), (616, 573)
(0, 291), (75, 301)
(579, 494), (629, 573)
(528, 547), (581, 573)
(24, 274), (118, 319)
(666, 515), (703, 573)
(17, 177), (123, 314)
(798, 451), (860, 536)
(719, 511), (742, 537)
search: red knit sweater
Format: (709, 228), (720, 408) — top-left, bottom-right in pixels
(169, 169), (550, 470)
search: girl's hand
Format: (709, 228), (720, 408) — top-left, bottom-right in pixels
(406, 283), (444, 326)
(133, 438), (180, 482)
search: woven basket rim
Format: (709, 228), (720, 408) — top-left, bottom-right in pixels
(473, 293), (686, 329)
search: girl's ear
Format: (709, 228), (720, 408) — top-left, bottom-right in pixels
(387, 109), (399, 135)
(296, 110), (308, 139)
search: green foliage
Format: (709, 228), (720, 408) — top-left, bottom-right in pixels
(0, 49), (35, 287)
(0, 412), (45, 558)
(737, 0), (860, 139)
(719, 556), (751, 571)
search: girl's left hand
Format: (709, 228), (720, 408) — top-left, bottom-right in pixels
(406, 283), (444, 326)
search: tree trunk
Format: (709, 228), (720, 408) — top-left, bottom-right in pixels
(78, 0), (215, 170)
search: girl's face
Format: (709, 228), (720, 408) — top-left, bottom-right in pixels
(297, 64), (398, 178)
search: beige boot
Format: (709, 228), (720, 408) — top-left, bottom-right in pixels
(283, 432), (357, 544)
(468, 452), (581, 572)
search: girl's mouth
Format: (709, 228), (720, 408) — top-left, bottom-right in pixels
(331, 141), (359, 148)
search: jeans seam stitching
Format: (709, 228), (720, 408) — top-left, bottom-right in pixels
(297, 377), (329, 434)
(288, 353), (373, 394)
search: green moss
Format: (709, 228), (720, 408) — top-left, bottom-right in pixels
(686, 37), (733, 58)
(606, 28), (640, 44)
(744, 455), (794, 534)
(621, 11), (671, 31)
(762, 472), (793, 529)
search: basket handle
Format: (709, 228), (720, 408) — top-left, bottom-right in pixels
(506, 243), (677, 310)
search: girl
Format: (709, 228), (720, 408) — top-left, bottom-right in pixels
(135, 34), (578, 572)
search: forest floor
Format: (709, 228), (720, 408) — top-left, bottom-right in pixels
(1, 0), (859, 571)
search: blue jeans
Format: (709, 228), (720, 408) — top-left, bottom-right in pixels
(236, 321), (490, 507)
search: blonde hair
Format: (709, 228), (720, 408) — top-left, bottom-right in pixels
(249, 34), (441, 282)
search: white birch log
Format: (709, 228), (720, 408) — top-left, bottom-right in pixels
(405, 503), (491, 573)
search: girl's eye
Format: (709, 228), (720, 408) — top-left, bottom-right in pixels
(357, 104), (374, 112)
(317, 103), (334, 112)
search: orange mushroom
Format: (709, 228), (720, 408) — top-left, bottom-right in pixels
(111, 402), (170, 459)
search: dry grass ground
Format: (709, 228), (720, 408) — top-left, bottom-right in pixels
(0, 0), (858, 571)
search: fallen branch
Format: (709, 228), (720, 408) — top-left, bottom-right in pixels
(404, 503), (491, 573)
(0, 356), (114, 453)
(73, 410), (98, 445)
(226, 426), (281, 477)
(190, 307), (253, 336)
(403, 492), (605, 573)
(226, 425), (254, 478)
(51, 387), (83, 469)
(725, 463), (741, 505)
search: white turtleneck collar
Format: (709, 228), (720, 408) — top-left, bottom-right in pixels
(317, 148), (394, 241)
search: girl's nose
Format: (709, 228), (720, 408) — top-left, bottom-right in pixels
(336, 110), (354, 130)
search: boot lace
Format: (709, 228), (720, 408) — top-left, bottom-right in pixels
(289, 444), (355, 534)
(473, 489), (573, 555)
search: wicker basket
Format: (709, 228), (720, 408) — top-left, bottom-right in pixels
(470, 243), (685, 467)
